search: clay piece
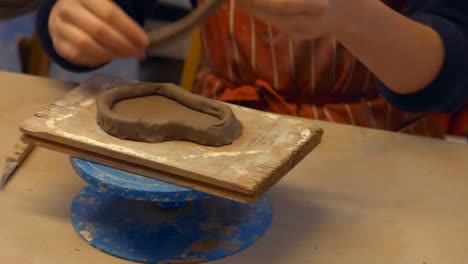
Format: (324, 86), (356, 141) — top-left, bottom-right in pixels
(147, 0), (224, 48)
(96, 82), (243, 147)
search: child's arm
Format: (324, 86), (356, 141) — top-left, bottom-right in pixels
(36, 0), (153, 72)
(238, 0), (468, 113)
(335, 0), (468, 113)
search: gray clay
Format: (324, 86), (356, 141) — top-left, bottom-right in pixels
(96, 82), (243, 147)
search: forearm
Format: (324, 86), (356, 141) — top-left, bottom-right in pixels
(332, 0), (444, 95)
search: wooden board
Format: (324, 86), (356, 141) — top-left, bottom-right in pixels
(19, 74), (323, 203)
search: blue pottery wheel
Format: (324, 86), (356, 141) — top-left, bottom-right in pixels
(69, 157), (273, 263)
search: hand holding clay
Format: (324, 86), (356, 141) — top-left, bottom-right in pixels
(48, 0), (149, 67)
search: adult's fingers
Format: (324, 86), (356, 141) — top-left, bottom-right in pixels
(236, 0), (328, 16)
(58, 3), (144, 58)
(52, 19), (118, 66)
(81, 0), (148, 49)
(250, 11), (328, 38)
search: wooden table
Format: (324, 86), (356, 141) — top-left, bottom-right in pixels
(0, 71), (467, 264)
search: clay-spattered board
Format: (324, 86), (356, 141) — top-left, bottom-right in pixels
(20, 74), (323, 203)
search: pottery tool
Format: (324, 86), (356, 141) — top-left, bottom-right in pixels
(19, 73), (323, 203)
(0, 140), (35, 190)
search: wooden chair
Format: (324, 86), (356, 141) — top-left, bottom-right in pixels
(18, 29), (50, 76)
(0, 0), (50, 76)
(179, 27), (203, 92)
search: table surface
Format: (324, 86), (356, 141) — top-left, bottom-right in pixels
(0, 71), (467, 264)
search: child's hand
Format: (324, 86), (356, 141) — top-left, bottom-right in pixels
(236, 0), (341, 39)
(48, 0), (149, 67)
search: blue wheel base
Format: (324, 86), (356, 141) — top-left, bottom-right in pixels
(69, 158), (273, 263)
(70, 157), (211, 209)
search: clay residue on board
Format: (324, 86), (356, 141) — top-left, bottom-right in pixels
(79, 230), (93, 242)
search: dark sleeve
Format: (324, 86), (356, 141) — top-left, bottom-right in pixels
(36, 0), (154, 72)
(377, 0), (468, 113)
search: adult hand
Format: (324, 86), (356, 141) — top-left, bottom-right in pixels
(236, 0), (346, 39)
(49, 0), (149, 67)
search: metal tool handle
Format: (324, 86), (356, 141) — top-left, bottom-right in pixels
(6, 141), (35, 164)
(0, 141), (35, 189)
(147, 0), (224, 48)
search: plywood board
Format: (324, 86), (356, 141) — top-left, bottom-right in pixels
(20, 74), (323, 202)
